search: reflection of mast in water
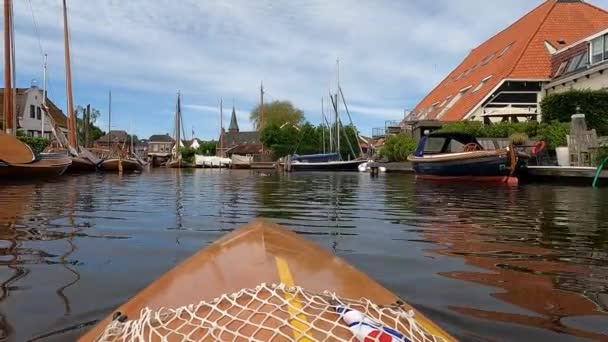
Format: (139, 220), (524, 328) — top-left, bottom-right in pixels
(55, 186), (82, 315)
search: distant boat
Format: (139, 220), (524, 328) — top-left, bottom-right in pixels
(195, 155), (231, 168)
(166, 92), (194, 168)
(286, 61), (365, 172)
(231, 154), (253, 169)
(0, 133), (71, 179)
(287, 152), (364, 171)
(99, 158), (143, 172)
(408, 132), (519, 184)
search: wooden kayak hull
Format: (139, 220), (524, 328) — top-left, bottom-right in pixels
(99, 159), (144, 172)
(79, 220), (455, 341)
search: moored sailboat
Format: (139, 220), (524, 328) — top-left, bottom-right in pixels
(166, 91), (194, 168)
(287, 62), (365, 172)
(0, 0), (71, 180)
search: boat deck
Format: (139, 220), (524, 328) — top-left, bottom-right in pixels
(79, 220), (454, 341)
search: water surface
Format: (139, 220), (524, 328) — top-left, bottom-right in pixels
(0, 169), (607, 341)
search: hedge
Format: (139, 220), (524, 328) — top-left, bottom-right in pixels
(540, 89), (608, 135)
(437, 121), (569, 149)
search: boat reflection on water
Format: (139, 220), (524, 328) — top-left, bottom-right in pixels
(410, 181), (608, 340)
(0, 178), (90, 341)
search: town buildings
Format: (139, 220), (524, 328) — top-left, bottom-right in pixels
(0, 84), (68, 138)
(406, 0), (608, 125)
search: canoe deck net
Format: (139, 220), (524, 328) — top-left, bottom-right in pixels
(96, 283), (447, 342)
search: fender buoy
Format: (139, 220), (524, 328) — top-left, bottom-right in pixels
(531, 141), (546, 156)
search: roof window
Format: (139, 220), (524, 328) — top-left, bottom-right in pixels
(497, 43), (514, 58)
(480, 52), (496, 66)
(472, 75), (492, 93)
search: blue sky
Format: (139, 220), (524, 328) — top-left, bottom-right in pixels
(9, 0), (608, 140)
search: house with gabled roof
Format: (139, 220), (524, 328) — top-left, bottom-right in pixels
(406, 0), (608, 125)
(0, 84), (69, 137)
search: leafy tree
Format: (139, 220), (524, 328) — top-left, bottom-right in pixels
(76, 105), (105, 147)
(250, 100), (304, 130)
(260, 121), (361, 159)
(260, 123), (300, 157)
(196, 140), (218, 156)
(180, 147), (196, 163)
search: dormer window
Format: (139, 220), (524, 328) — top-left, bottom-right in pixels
(591, 36), (604, 64)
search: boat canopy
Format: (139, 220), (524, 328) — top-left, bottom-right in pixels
(413, 132), (481, 157)
(291, 152), (340, 163)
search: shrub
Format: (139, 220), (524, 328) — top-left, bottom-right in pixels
(380, 134), (417, 162)
(595, 146), (608, 165)
(17, 136), (50, 155)
(180, 147), (196, 163)
(509, 132), (529, 145)
(536, 121), (570, 149)
(437, 120), (568, 149)
(541, 89), (608, 135)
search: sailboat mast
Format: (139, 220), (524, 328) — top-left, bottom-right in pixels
(219, 98), (223, 157)
(321, 97), (325, 154)
(62, 0), (77, 148)
(41, 53), (47, 136)
(3, 0), (13, 135)
(176, 91), (181, 159)
(108, 90), (111, 147)
(336, 58), (340, 159)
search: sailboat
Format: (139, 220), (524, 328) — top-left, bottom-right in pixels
(98, 92), (144, 173)
(287, 62), (365, 172)
(59, 0), (98, 172)
(166, 91), (193, 168)
(0, 0), (71, 179)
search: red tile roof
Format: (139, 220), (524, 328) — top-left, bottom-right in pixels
(410, 0), (608, 122)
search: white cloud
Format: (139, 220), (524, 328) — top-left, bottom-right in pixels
(10, 0), (608, 140)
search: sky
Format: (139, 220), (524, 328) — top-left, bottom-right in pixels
(8, 0), (608, 140)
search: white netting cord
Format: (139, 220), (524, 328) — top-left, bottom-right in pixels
(96, 283), (447, 342)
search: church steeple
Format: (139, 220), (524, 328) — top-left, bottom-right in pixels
(228, 105), (239, 133)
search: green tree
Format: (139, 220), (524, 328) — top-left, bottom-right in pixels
(250, 100), (304, 130)
(196, 140), (218, 156)
(76, 105), (105, 147)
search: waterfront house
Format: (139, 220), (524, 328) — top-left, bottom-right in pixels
(0, 84), (68, 138)
(406, 0), (608, 124)
(147, 134), (175, 166)
(217, 106), (264, 158)
(95, 130), (130, 151)
(546, 25), (608, 94)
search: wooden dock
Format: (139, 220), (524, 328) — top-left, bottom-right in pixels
(523, 166), (608, 184)
(367, 162), (414, 173)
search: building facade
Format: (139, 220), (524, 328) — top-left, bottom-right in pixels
(1, 85), (68, 138)
(217, 106), (263, 157)
(406, 0), (608, 124)
(546, 26), (608, 94)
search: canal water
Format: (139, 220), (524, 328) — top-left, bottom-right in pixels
(0, 169), (607, 341)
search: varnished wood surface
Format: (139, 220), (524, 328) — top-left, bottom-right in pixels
(79, 220), (455, 341)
